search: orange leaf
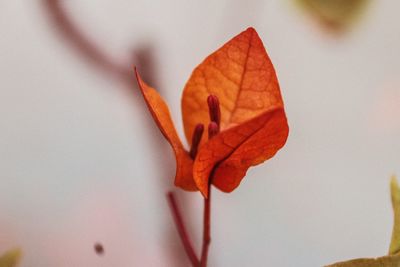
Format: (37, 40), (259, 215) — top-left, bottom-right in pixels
(182, 27), (284, 145)
(181, 28), (288, 197)
(135, 69), (197, 191)
(194, 109), (288, 197)
(212, 109), (288, 193)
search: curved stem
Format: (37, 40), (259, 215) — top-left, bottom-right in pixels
(167, 192), (199, 267)
(200, 185), (212, 267)
(42, 0), (131, 81)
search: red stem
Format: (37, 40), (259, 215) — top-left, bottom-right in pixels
(167, 192), (199, 267)
(200, 185), (212, 267)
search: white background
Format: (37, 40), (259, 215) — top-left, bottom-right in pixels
(1, 1), (399, 266)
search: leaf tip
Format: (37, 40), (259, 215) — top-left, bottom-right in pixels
(134, 66), (152, 98)
(391, 175), (398, 184)
(391, 175), (399, 199)
(245, 26), (256, 33)
(194, 174), (209, 198)
(133, 65), (142, 85)
(202, 189), (209, 199)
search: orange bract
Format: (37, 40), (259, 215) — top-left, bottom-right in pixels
(136, 71), (197, 191)
(194, 109), (288, 195)
(136, 27), (289, 197)
(182, 27), (284, 145)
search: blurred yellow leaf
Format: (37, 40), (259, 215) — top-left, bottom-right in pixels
(325, 254), (400, 267)
(0, 248), (22, 267)
(390, 175), (400, 255)
(296, 0), (370, 31)
(325, 176), (400, 266)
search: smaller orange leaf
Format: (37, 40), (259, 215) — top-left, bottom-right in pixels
(212, 109), (288, 192)
(193, 109), (288, 197)
(135, 69), (197, 191)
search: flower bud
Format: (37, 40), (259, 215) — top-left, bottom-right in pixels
(207, 95), (221, 128)
(208, 121), (219, 139)
(189, 124), (204, 159)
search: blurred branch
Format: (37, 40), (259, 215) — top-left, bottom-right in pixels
(42, 0), (132, 84)
(42, 2), (188, 265)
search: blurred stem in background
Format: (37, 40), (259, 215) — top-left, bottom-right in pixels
(42, 0), (132, 84)
(42, 0), (160, 90)
(42, 1), (192, 266)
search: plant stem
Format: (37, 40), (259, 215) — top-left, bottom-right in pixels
(43, 0), (131, 80)
(167, 192), (199, 267)
(200, 185), (212, 267)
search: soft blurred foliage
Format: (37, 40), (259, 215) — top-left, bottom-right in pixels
(0, 248), (21, 267)
(325, 177), (400, 266)
(389, 176), (400, 255)
(296, 0), (370, 31)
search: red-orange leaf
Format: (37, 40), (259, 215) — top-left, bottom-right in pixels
(182, 27), (284, 145)
(212, 110), (288, 192)
(135, 69), (197, 191)
(194, 109), (288, 196)
(182, 28), (288, 197)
